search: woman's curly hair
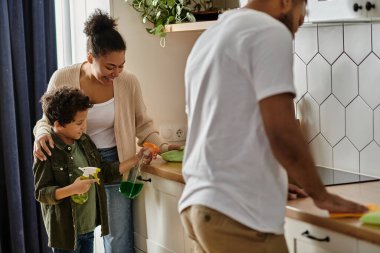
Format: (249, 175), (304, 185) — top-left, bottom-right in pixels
(41, 87), (93, 126)
(84, 9), (126, 57)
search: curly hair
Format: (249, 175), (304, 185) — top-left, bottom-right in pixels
(41, 87), (93, 126)
(84, 9), (126, 57)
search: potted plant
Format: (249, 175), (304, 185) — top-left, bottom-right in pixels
(126, 0), (196, 39)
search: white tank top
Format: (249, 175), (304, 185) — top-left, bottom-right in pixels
(87, 98), (116, 148)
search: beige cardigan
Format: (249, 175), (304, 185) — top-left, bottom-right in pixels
(34, 63), (167, 178)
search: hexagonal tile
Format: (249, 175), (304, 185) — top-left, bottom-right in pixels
(294, 26), (318, 64)
(332, 53), (358, 106)
(320, 96), (345, 146)
(296, 93), (320, 142)
(308, 54), (331, 104)
(360, 142), (380, 178)
(294, 55), (307, 102)
(333, 138), (359, 173)
(318, 24), (343, 64)
(359, 53), (380, 109)
(344, 23), (371, 65)
(309, 134), (333, 168)
(346, 97), (373, 150)
(372, 23), (380, 58)
(375, 107), (380, 145)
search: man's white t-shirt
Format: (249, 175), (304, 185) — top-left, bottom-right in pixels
(178, 8), (296, 234)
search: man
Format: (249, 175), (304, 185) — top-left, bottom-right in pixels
(178, 0), (368, 252)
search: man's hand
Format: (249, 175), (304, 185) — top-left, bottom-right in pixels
(288, 183), (308, 200)
(313, 192), (368, 214)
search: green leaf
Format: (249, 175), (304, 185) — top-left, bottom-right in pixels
(166, 15), (175, 24)
(156, 10), (161, 19)
(154, 24), (165, 35)
(186, 12), (196, 22)
(146, 27), (156, 34)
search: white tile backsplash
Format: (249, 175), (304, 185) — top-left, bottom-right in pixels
(320, 95), (345, 146)
(359, 53), (380, 109)
(374, 108), (380, 144)
(346, 97), (373, 151)
(333, 137), (359, 173)
(309, 134), (333, 168)
(360, 142), (380, 178)
(295, 23), (380, 178)
(344, 23), (372, 65)
(332, 53), (358, 106)
(294, 55), (307, 102)
(318, 25), (343, 64)
(294, 26), (318, 64)
(307, 54), (332, 104)
(296, 93), (320, 142)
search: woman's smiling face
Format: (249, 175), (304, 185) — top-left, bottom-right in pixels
(89, 50), (126, 85)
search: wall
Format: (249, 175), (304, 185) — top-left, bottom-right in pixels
(294, 23), (380, 178)
(111, 0), (202, 135)
(110, 2), (380, 178)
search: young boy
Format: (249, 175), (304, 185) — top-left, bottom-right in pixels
(33, 87), (142, 252)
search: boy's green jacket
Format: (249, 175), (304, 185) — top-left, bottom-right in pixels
(33, 131), (122, 250)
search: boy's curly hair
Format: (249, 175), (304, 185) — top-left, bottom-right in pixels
(41, 87), (93, 126)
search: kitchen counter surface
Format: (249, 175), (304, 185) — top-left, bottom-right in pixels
(143, 159), (380, 245)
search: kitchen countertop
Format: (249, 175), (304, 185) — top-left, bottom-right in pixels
(143, 159), (380, 245)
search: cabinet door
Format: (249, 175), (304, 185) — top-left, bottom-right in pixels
(308, 0), (366, 22)
(144, 174), (190, 253)
(133, 188), (148, 252)
(358, 240), (380, 253)
(285, 218), (357, 253)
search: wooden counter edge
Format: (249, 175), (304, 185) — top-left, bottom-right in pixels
(142, 163), (185, 184)
(286, 206), (380, 245)
(141, 161), (380, 246)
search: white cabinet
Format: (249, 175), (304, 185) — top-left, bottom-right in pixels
(133, 189), (148, 252)
(358, 240), (380, 253)
(144, 173), (194, 253)
(285, 218), (357, 253)
(308, 0), (380, 22)
(285, 218), (380, 253)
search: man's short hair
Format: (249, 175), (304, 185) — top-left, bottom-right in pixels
(41, 86), (93, 126)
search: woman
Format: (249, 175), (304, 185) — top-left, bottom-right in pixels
(33, 9), (178, 253)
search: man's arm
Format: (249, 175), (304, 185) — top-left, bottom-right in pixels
(259, 93), (367, 213)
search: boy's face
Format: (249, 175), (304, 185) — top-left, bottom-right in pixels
(54, 110), (88, 144)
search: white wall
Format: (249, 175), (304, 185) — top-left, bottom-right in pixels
(111, 0), (202, 131)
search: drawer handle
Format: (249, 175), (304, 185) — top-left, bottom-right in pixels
(137, 175), (152, 182)
(301, 230), (330, 242)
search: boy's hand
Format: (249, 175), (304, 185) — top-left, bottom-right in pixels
(71, 177), (98, 195)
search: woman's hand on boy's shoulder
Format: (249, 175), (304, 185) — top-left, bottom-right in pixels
(34, 133), (55, 161)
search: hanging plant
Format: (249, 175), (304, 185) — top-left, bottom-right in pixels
(127, 0), (196, 40)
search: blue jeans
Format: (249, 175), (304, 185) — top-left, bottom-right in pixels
(98, 147), (135, 253)
(53, 231), (94, 253)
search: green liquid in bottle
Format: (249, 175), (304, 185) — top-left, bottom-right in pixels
(71, 193), (88, 204)
(119, 181), (144, 199)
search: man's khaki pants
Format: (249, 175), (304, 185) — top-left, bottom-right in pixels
(180, 205), (289, 253)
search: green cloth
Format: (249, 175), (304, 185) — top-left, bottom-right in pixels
(360, 211), (380, 225)
(70, 142), (96, 235)
(161, 149), (184, 162)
